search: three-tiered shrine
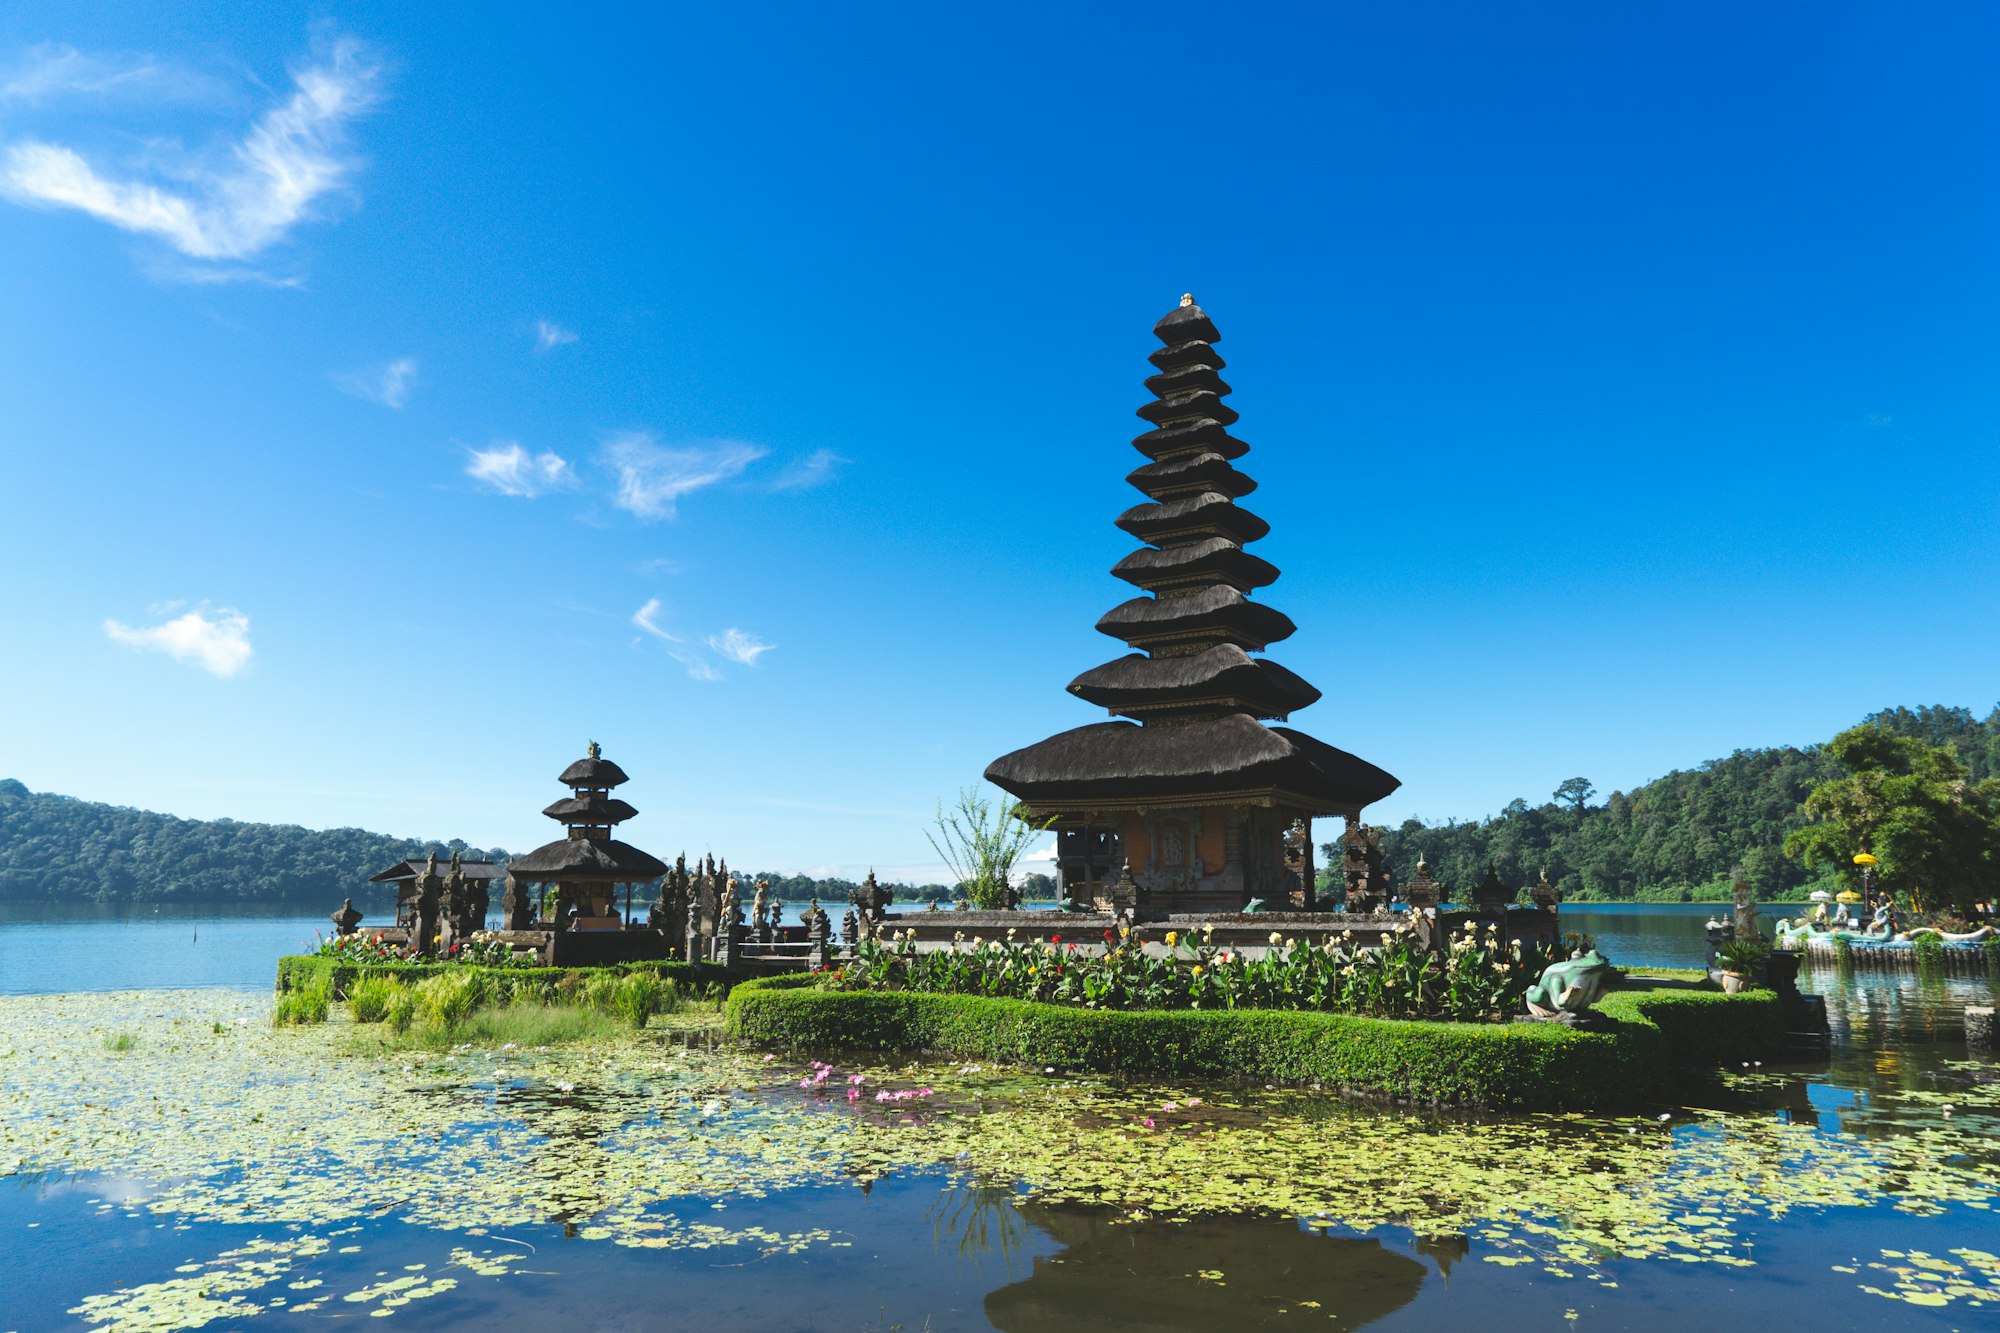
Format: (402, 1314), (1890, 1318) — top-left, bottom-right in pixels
(986, 297), (1398, 912)
(505, 742), (669, 929)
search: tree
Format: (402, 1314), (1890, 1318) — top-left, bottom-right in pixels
(923, 786), (1054, 909)
(1553, 777), (1596, 812)
(1783, 723), (2000, 912)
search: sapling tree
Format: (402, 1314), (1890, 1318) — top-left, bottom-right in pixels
(924, 786), (1054, 910)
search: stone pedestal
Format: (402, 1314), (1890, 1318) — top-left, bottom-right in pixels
(1968, 1005), (1994, 1048)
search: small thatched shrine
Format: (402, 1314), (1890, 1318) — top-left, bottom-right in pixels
(505, 742), (669, 930)
(986, 297), (1398, 912)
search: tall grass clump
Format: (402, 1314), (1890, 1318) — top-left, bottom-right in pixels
(102, 1030), (139, 1053)
(414, 972), (488, 1029)
(275, 973), (332, 1026)
(613, 973), (675, 1029)
(347, 974), (405, 1024)
(385, 988), (418, 1034)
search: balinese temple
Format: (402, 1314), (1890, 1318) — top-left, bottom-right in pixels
(986, 297), (1399, 913)
(506, 742), (668, 929)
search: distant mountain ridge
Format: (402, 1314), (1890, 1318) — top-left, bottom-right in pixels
(1342, 705), (2000, 902)
(0, 779), (509, 904)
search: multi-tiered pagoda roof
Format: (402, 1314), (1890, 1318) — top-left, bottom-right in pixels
(987, 297), (1398, 818)
(508, 742), (669, 882)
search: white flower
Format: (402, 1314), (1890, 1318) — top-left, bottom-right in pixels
(1268, 932), (1283, 946)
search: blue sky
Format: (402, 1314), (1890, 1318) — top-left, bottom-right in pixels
(1, 3), (1995, 883)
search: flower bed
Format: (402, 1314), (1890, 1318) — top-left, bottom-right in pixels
(724, 975), (1784, 1110)
(828, 920), (1581, 1023)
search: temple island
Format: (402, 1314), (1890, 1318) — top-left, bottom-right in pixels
(324, 302), (1582, 966)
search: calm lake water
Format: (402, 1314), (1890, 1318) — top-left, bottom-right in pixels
(3, 900), (1996, 1331)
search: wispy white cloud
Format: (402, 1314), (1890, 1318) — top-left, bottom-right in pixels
(707, 628), (774, 667)
(534, 319), (578, 352)
(631, 600), (768, 681)
(0, 36), (382, 263)
(601, 433), (765, 521)
(104, 605), (252, 677)
(630, 597), (681, 644)
(0, 42), (224, 105)
(466, 442), (575, 498)
(772, 448), (847, 492)
(333, 355), (417, 408)
(633, 556), (687, 577)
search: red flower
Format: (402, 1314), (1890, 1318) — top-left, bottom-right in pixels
(1103, 929), (1116, 941)
(1050, 933), (1062, 944)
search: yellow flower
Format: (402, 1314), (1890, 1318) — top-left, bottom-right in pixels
(1165, 931), (1180, 947)
(1191, 965), (1204, 977)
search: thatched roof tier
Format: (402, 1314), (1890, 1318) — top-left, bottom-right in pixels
(1152, 301), (1222, 347)
(1126, 452), (1257, 500)
(985, 714), (1398, 817)
(1116, 492), (1269, 546)
(558, 752), (630, 789)
(541, 794), (639, 825)
(507, 837), (667, 882)
(1096, 585), (1296, 653)
(1067, 646), (1320, 720)
(1137, 390), (1239, 429)
(1131, 417), (1248, 463)
(1143, 363), (1230, 400)
(1112, 538), (1278, 593)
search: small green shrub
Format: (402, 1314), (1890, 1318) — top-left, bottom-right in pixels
(1912, 932), (1946, 969)
(347, 974), (404, 1024)
(384, 989), (417, 1034)
(102, 1030), (139, 1053)
(1833, 935), (1854, 964)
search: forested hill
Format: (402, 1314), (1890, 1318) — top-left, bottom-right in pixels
(1344, 705), (2000, 902)
(0, 779), (510, 904)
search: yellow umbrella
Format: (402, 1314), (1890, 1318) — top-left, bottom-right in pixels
(1853, 852), (1879, 866)
(1836, 891), (1863, 904)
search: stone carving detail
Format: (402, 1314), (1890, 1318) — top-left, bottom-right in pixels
(329, 898), (363, 936)
(1342, 821), (1390, 913)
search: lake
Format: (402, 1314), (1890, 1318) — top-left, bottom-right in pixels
(3, 900), (1996, 1331)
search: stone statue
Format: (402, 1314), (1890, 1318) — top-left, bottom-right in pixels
(684, 896), (702, 963)
(1108, 861), (1140, 914)
(1733, 876), (1758, 943)
(1530, 868), (1561, 911)
(1404, 854), (1441, 910)
(1470, 863), (1514, 915)
(329, 898), (363, 936)
(722, 875), (743, 929)
(412, 852), (443, 956)
(1524, 950), (1616, 1024)
(841, 907), (858, 947)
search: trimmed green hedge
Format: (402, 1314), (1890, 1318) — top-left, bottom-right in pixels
(723, 978), (1783, 1110)
(275, 954), (733, 999)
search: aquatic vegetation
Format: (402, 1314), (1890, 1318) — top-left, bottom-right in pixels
(612, 971), (674, 1028)
(7, 989), (2000, 1320)
(832, 919), (1564, 1021)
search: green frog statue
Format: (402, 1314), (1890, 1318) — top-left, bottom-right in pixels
(1523, 949), (1615, 1024)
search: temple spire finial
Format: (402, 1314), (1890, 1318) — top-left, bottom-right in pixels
(1180, 292), (1194, 307)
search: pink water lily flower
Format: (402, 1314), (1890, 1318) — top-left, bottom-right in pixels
(1140, 1117), (1157, 1129)
(1161, 1101), (1180, 1112)
(848, 1074), (865, 1086)
(1186, 1098), (1202, 1107)
(846, 1089), (861, 1101)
